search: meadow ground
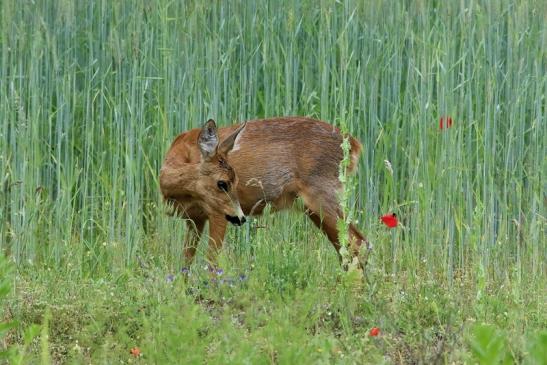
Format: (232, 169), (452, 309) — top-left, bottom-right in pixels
(1, 1), (546, 364)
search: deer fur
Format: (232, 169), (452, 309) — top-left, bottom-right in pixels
(159, 117), (367, 267)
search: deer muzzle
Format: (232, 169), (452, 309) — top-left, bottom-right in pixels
(225, 214), (246, 226)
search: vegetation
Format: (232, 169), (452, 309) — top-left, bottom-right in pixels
(1, 0), (545, 363)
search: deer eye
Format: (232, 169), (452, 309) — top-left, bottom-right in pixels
(217, 181), (229, 192)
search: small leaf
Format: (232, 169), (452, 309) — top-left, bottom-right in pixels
(23, 324), (41, 344)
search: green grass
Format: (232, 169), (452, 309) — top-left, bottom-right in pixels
(1, 0), (546, 363)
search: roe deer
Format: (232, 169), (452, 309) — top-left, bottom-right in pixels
(159, 117), (368, 269)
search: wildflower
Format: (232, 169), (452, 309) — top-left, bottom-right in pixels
(380, 213), (398, 228)
(439, 116), (453, 129)
(180, 267), (190, 275)
(130, 347), (141, 357)
(369, 327), (380, 337)
(205, 265), (223, 276)
(166, 274), (175, 283)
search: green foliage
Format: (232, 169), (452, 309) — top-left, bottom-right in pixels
(467, 326), (547, 365)
(142, 287), (213, 364)
(0, 255), (42, 364)
(337, 129), (352, 266)
(0, 253), (46, 365)
(40, 310), (51, 365)
(8, 324), (41, 365)
(526, 331), (547, 365)
(467, 324), (513, 365)
(0, 255), (15, 361)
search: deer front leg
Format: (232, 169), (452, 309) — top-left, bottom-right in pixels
(206, 215), (228, 270)
(183, 218), (206, 266)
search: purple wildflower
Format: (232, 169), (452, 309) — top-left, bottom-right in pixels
(205, 265), (224, 276)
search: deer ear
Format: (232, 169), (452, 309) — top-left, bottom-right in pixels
(198, 119), (219, 160)
(219, 122), (247, 154)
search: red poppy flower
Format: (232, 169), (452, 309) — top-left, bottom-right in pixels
(381, 213), (398, 228)
(439, 116), (453, 129)
(130, 347), (141, 357)
(369, 327), (380, 336)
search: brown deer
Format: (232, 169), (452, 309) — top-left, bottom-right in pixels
(159, 117), (368, 269)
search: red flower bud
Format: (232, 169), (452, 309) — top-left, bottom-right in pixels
(439, 116), (453, 129)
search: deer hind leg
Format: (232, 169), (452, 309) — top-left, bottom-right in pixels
(305, 209), (342, 261)
(348, 223), (368, 257)
(300, 186), (367, 264)
(184, 217), (206, 266)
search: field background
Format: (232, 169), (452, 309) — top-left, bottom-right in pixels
(0, 0), (545, 363)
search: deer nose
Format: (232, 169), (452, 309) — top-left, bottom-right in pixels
(225, 214), (246, 226)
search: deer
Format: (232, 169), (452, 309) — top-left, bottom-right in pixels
(159, 117), (368, 271)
